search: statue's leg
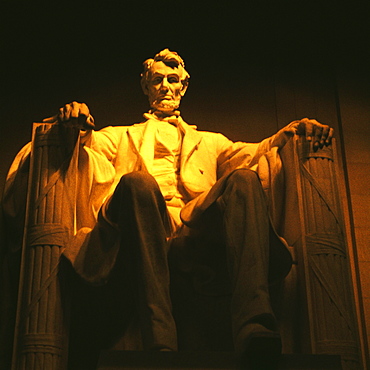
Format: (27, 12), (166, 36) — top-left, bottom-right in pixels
(211, 169), (281, 366)
(105, 171), (177, 351)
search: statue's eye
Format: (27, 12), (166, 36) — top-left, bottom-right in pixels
(152, 77), (163, 84)
(168, 77), (179, 83)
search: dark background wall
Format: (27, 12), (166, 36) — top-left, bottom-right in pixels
(1, 0), (369, 358)
(2, 1), (368, 190)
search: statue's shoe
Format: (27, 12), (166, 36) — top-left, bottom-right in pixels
(239, 323), (282, 370)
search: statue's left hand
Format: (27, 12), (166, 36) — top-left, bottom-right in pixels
(291, 118), (334, 149)
(272, 118), (334, 150)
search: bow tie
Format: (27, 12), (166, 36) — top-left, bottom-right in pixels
(143, 110), (181, 127)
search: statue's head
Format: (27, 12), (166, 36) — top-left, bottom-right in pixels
(141, 49), (190, 114)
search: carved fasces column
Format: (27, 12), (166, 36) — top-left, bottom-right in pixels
(293, 136), (361, 369)
(12, 123), (78, 370)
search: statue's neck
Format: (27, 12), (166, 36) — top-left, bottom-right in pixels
(148, 109), (180, 121)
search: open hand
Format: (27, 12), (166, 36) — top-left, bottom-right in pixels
(289, 118), (333, 149)
(272, 118), (334, 150)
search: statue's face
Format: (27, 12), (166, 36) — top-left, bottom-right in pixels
(146, 61), (186, 113)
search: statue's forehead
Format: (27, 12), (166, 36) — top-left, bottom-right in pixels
(150, 61), (182, 76)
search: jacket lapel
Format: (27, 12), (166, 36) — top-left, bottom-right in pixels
(127, 115), (203, 176)
(177, 116), (203, 169)
(127, 121), (157, 173)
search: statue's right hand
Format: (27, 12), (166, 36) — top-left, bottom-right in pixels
(42, 101), (95, 130)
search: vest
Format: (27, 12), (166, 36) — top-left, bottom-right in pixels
(151, 120), (186, 230)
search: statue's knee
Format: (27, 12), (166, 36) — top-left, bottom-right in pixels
(227, 169), (260, 187)
(105, 172), (161, 222)
(115, 172), (160, 201)
(118, 171), (156, 190)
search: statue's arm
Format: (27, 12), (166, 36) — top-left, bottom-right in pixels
(214, 118), (333, 178)
(2, 143), (32, 250)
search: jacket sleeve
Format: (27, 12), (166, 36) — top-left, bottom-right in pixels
(211, 131), (274, 179)
(2, 143), (32, 252)
(74, 127), (124, 229)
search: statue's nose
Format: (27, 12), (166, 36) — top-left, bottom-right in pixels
(160, 78), (169, 90)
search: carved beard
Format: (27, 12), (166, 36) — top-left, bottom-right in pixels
(151, 98), (180, 113)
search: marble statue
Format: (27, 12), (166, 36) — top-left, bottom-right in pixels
(2, 49), (334, 369)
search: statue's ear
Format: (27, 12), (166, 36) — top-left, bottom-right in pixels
(180, 82), (188, 97)
(141, 79), (149, 96)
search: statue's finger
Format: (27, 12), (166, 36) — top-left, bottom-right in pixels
(304, 120), (313, 141)
(313, 124), (323, 150)
(320, 126), (330, 148)
(313, 124), (323, 141)
(59, 107), (65, 121)
(80, 103), (90, 117)
(326, 127), (334, 145)
(63, 104), (72, 121)
(71, 101), (81, 119)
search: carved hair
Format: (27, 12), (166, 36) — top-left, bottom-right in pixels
(141, 48), (190, 91)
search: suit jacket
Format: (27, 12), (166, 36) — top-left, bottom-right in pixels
(74, 114), (273, 224)
(2, 114), (292, 284)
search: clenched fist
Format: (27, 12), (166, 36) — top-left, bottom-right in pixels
(43, 101), (95, 130)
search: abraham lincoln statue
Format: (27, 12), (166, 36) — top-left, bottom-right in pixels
(2, 48), (333, 369)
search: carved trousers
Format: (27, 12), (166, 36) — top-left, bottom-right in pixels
(105, 169), (275, 351)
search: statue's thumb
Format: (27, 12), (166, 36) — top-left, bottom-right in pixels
(78, 114), (95, 130)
